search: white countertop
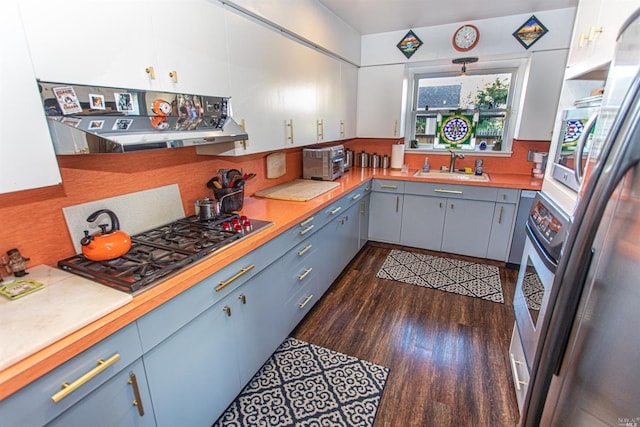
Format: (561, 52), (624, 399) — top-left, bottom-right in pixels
(0, 265), (132, 371)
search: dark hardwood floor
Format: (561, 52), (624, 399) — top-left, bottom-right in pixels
(291, 242), (520, 427)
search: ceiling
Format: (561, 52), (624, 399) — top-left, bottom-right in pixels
(318, 0), (578, 35)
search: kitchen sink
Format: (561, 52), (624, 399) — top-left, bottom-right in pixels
(413, 170), (491, 182)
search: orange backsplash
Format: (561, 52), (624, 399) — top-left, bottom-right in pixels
(0, 138), (548, 271)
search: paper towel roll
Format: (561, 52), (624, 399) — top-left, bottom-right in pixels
(391, 144), (405, 170)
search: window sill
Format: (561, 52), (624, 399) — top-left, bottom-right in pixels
(405, 148), (514, 157)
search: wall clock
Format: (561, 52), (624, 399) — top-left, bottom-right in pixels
(453, 24), (479, 52)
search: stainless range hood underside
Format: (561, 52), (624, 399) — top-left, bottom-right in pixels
(38, 81), (248, 154)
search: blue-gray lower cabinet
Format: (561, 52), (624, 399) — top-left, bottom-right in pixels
(368, 191), (403, 243)
(46, 359), (155, 427)
(142, 259), (285, 427)
(400, 194), (446, 251)
(0, 322), (144, 427)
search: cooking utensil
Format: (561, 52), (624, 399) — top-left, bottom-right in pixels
(80, 209), (131, 261)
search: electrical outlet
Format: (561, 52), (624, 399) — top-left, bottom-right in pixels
(527, 150), (537, 162)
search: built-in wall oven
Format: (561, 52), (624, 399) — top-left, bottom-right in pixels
(510, 191), (571, 413)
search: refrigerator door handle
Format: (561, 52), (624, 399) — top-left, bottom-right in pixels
(574, 112), (598, 184)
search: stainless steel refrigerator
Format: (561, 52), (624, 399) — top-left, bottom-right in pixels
(521, 9), (640, 426)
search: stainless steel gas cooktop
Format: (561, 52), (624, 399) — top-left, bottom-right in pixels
(58, 213), (272, 294)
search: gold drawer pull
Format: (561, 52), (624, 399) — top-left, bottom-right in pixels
(216, 265), (255, 292)
(300, 216), (314, 227)
(434, 189), (463, 194)
(380, 184), (397, 189)
(222, 306), (232, 316)
(298, 267), (313, 281)
(51, 354), (121, 403)
(351, 193), (361, 201)
(145, 66), (155, 80)
(299, 294), (314, 309)
(128, 372), (145, 416)
(299, 225), (314, 235)
(298, 244), (313, 256)
(238, 294), (246, 304)
(329, 206), (342, 215)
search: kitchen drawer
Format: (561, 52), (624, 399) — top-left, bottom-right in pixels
(404, 181), (498, 201)
(496, 188), (520, 204)
(283, 276), (318, 333)
(342, 182), (372, 208)
(509, 324), (530, 414)
(0, 323), (142, 427)
(137, 235), (285, 353)
(278, 213), (327, 248)
(372, 179), (405, 193)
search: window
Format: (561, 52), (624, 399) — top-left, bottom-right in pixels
(408, 70), (515, 152)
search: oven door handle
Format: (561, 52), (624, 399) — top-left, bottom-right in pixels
(526, 223), (559, 272)
(574, 112), (598, 185)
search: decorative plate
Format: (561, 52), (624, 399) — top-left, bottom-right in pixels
(563, 119), (584, 144)
(441, 115), (473, 145)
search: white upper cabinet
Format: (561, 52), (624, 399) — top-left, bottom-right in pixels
(566, 0), (640, 79)
(357, 64), (407, 139)
(0, 0), (61, 194)
(338, 62), (358, 140)
(19, 0), (231, 96)
(198, 8), (353, 156)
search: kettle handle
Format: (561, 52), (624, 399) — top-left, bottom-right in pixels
(86, 209), (120, 234)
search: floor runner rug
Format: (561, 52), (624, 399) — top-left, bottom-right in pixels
(376, 249), (504, 303)
(212, 337), (389, 427)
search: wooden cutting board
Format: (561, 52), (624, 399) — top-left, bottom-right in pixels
(254, 179), (340, 201)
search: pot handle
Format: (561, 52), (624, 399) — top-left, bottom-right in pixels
(86, 209), (120, 233)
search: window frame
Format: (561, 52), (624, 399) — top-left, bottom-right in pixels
(404, 62), (526, 155)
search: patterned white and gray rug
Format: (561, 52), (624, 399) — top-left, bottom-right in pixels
(376, 249), (504, 303)
(212, 337), (389, 427)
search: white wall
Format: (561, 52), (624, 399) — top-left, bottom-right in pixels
(361, 8), (575, 67)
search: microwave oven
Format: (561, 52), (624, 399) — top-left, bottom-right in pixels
(302, 145), (345, 181)
(551, 96), (600, 192)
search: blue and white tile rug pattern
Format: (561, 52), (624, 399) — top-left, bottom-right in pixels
(376, 249), (504, 303)
(212, 337), (389, 427)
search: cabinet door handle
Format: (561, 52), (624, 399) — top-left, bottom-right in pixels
(329, 206), (342, 215)
(510, 353), (527, 390)
(300, 216), (314, 227)
(238, 294), (246, 304)
(317, 119), (324, 140)
(51, 354), (121, 403)
(128, 372), (145, 416)
(498, 206), (504, 224)
(222, 306), (232, 316)
(396, 196), (400, 212)
(340, 119), (345, 137)
(360, 200), (366, 216)
(434, 189), (462, 194)
(351, 193), (361, 201)
(380, 184), (398, 189)
(299, 224), (315, 235)
(299, 294), (314, 309)
(287, 119), (294, 144)
(439, 202), (443, 208)
(298, 244), (313, 256)
(393, 119), (398, 136)
(298, 267), (313, 281)
(216, 265), (255, 292)
(168, 70), (178, 83)
(145, 66), (155, 80)
(450, 203), (455, 210)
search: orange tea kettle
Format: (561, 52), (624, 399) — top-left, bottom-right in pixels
(80, 209), (131, 261)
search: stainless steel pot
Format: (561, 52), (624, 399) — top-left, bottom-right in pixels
(194, 197), (219, 220)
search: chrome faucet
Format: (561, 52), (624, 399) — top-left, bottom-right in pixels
(448, 150), (464, 172)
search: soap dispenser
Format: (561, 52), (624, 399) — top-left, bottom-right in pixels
(422, 157), (430, 173)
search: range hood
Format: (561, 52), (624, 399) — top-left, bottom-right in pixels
(38, 81), (248, 154)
